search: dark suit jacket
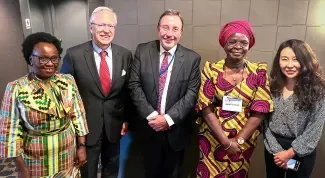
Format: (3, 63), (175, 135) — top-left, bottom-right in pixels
(60, 41), (133, 146)
(128, 40), (201, 151)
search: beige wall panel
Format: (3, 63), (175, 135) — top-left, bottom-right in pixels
(277, 0), (308, 25)
(249, 0), (279, 26)
(193, 0), (221, 26)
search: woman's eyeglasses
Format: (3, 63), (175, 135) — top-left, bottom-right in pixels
(31, 54), (61, 65)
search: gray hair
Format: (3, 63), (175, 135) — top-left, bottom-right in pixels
(89, 6), (117, 24)
(157, 9), (184, 30)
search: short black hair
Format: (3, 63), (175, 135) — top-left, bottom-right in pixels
(22, 32), (63, 65)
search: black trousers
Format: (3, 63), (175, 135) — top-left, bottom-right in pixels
(264, 135), (316, 178)
(80, 129), (120, 178)
(142, 132), (184, 178)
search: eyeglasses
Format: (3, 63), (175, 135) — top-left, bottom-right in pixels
(31, 54), (61, 65)
(226, 40), (249, 48)
(91, 23), (116, 30)
(159, 25), (181, 33)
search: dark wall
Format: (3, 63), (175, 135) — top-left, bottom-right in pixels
(0, 0), (27, 102)
(0, 1), (27, 176)
(89, 0), (105, 16)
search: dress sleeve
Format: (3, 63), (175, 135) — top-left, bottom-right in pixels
(67, 75), (89, 136)
(250, 63), (274, 113)
(0, 82), (24, 158)
(196, 61), (216, 111)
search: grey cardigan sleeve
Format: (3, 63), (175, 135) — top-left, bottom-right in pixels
(291, 99), (325, 157)
(263, 115), (284, 154)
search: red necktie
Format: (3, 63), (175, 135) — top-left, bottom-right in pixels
(99, 51), (111, 95)
(157, 52), (170, 114)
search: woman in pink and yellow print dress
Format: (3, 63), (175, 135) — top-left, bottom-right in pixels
(196, 20), (273, 178)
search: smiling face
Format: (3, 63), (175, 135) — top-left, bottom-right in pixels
(30, 42), (59, 79)
(158, 15), (183, 51)
(90, 10), (117, 50)
(224, 33), (249, 61)
(279, 47), (301, 80)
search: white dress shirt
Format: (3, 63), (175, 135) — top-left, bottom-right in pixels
(146, 44), (177, 126)
(92, 41), (113, 79)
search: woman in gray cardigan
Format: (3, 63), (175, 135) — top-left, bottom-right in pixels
(264, 39), (325, 178)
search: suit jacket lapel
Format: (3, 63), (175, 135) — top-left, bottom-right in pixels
(107, 43), (121, 98)
(150, 41), (160, 96)
(166, 45), (185, 106)
(83, 42), (104, 96)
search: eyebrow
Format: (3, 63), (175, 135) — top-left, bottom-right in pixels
(162, 25), (180, 27)
(228, 39), (248, 42)
(280, 56), (296, 59)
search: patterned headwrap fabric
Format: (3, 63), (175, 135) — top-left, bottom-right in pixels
(219, 20), (255, 49)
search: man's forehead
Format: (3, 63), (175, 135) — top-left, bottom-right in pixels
(94, 11), (116, 21)
(160, 16), (182, 26)
(162, 14), (180, 20)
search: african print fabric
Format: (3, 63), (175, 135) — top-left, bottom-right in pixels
(196, 59), (273, 178)
(0, 73), (88, 177)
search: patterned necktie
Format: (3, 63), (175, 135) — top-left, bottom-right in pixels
(157, 51), (170, 114)
(99, 51), (111, 95)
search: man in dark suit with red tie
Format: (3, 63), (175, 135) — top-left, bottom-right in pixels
(128, 9), (201, 178)
(60, 7), (132, 178)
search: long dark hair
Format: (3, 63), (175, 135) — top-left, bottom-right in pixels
(270, 39), (325, 111)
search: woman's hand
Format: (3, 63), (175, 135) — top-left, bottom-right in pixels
(15, 156), (31, 178)
(223, 138), (242, 155)
(75, 146), (87, 168)
(18, 167), (31, 178)
(274, 148), (295, 169)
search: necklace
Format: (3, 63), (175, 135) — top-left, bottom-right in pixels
(224, 64), (245, 83)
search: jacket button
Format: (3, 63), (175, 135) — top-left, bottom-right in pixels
(101, 114), (104, 118)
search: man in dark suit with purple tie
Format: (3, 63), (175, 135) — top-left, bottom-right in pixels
(128, 9), (201, 178)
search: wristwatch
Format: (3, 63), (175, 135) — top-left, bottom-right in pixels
(236, 136), (245, 145)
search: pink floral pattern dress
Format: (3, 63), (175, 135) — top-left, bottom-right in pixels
(196, 59), (273, 178)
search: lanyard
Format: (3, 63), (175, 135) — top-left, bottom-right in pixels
(159, 54), (176, 76)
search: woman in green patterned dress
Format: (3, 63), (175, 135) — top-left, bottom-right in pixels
(0, 32), (89, 177)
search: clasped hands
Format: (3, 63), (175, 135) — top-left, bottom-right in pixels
(148, 115), (169, 131)
(273, 149), (295, 169)
(222, 138), (243, 155)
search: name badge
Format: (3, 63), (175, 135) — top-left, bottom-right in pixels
(222, 96), (242, 112)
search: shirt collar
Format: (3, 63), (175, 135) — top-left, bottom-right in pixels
(159, 43), (177, 57)
(92, 41), (112, 57)
(28, 72), (56, 83)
